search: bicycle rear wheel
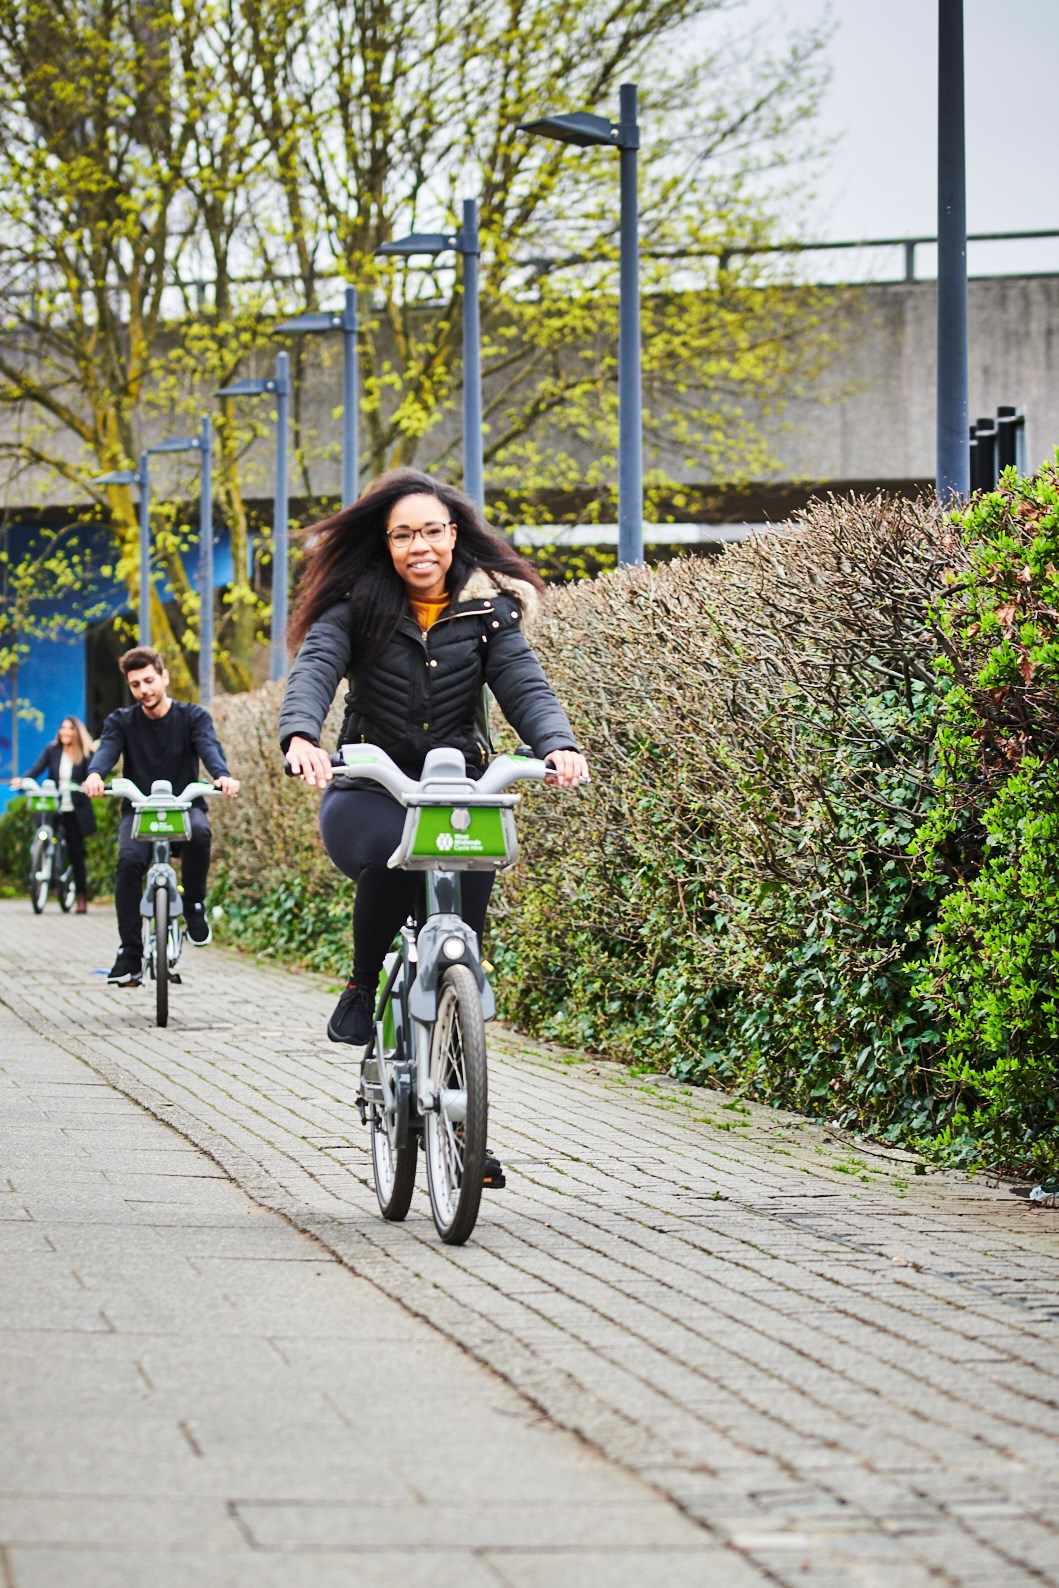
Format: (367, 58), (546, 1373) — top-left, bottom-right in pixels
(57, 841), (76, 912)
(424, 964), (487, 1245)
(370, 1089), (418, 1221)
(29, 834), (50, 914)
(154, 885), (169, 1027)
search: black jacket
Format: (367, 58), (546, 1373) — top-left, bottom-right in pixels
(279, 571), (577, 778)
(88, 701), (230, 810)
(24, 742), (96, 837)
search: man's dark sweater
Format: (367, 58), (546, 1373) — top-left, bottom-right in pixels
(88, 702), (230, 803)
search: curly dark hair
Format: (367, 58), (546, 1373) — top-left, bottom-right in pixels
(287, 468), (544, 667)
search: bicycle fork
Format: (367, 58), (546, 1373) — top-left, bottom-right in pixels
(141, 843), (183, 979)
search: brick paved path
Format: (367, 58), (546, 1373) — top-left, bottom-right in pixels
(3, 899), (1059, 1586)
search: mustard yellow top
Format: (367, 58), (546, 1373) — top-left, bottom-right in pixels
(409, 595), (449, 634)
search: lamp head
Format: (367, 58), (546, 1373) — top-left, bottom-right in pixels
(216, 378), (273, 397)
(148, 436), (199, 455)
(375, 232), (456, 258)
(517, 111), (616, 147)
(275, 312), (342, 334)
(94, 470), (139, 486)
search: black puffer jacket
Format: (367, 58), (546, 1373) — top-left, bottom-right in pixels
(278, 570), (578, 778)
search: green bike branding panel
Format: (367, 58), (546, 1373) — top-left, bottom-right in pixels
(412, 805), (512, 861)
(133, 807), (191, 841)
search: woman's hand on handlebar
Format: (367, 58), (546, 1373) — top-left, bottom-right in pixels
(544, 750), (590, 789)
(286, 736), (334, 787)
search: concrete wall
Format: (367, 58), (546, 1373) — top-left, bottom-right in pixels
(761, 275), (1059, 483)
(0, 275), (1056, 510)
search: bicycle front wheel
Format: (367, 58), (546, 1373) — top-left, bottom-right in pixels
(154, 886), (169, 1028)
(29, 834), (50, 914)
(424, 964), (488, 1245)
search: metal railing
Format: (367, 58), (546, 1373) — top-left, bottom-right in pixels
(646, 229), (1059, 284)
(6, 227), (1058, 327)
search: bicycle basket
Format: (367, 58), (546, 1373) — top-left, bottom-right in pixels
(132, 806), (191, 842)
(25, 793), (59, 813)
(391, 802), (518, 870)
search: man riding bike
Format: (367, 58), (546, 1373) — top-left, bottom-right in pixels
(82, 647), (240, 985)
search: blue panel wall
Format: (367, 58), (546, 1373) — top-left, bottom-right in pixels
(1, 516), (237, 811)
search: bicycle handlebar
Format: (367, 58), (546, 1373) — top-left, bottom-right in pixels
(12, 777), (58, 794)
(97, 778), (222, 807)
(284, 743), (558, 805)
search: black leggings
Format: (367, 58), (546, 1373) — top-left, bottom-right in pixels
(319, 786), (494, 987)
(58, 813), (87, 896)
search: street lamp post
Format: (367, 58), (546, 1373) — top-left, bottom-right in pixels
(217, 352), (291, 682)
(519, 82), (643, 567)
(937, 0), (969, 501)
(375, 199), (484, 510)
(276, 285), (360, 506)
(95, 451), (151, 643)
(196, 415), (214, 706)
(95, 426), (215, 702)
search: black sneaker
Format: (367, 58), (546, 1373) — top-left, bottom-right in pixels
(184, 902), (212, 946)
(483, 1151), (506, 1190)
(107, 950), (143, 986)
(327, 981), (373, 1046)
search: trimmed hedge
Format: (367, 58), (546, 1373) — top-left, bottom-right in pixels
(209, 682), (356, 973)
(483, 494), (956, 1148)
(202, 473), (1059, 1175)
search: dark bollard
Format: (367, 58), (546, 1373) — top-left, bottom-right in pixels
(996, 404), (1021, 475)
(968, 424), (980, 493)
(974, 416), (998, 491)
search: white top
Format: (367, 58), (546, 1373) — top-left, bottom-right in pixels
(58, 751), (74, 813)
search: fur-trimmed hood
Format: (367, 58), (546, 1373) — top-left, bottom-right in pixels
(456, 566), (542, 624)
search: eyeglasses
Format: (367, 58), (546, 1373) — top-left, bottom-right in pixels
(386, 521), (456, 548)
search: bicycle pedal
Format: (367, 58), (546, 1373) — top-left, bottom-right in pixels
(483, 1154), (506, 1190)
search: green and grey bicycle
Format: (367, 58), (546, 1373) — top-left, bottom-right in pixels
(103, 777), (221, 1028)
(17, 778), (77, 914)
(327, 743), (557, 1245)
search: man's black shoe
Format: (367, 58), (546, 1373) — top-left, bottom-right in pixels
(107, 950), (143, 986)
(184, 902), (212, 946)
(483, 1151), (506, 1190)
(327, 981), (372, 1046)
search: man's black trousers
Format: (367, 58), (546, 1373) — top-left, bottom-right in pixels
(115, 808), (211, 954)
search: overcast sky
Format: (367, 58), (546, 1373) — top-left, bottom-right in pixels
(725, 0), (1059, 278)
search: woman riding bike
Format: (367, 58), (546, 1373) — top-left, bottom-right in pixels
(13, 716), (96, 912)
(280, 467), (588, 1066)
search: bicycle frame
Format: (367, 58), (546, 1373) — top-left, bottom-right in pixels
(292, 740), (578, 1241)
(19, 779), (73, 911)
(340, 744), (547, 1133)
